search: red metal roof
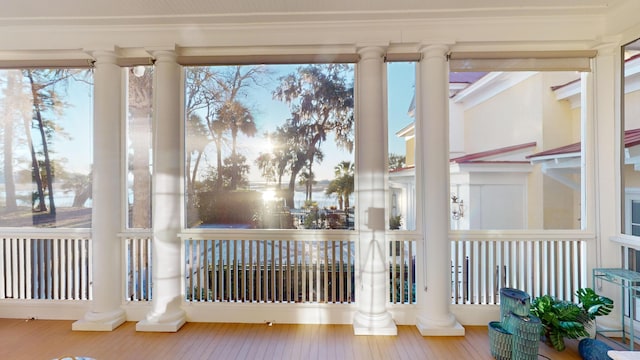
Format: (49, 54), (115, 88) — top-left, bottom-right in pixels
(550, 78), (580, 91)
(525, 142), (580, 158)
(527, 128), (640, 159)
(627, 128), (640, 148)
(389, 165), (415, 173)
(450, 142), (536, 164)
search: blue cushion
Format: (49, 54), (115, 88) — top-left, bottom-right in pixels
(579, 338), (614, 360)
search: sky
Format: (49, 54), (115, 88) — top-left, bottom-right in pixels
(387, 62), (417, 156)
(199, 62), (417, 183)
(0, 69), (94, 178)
(1, 62), (416, 186)
(56, 78), (94, 174)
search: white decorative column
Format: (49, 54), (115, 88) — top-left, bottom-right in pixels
(591, 43), (623, 330)
(73, 50), (126, 331)
(136, 49), (186, 332)
(353, 46), (397, 336)
(416, 44), (464, 336)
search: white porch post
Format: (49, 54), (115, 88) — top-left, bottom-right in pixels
(136, 49), (186, 332)
(591, 43), (624, 329)
(73, 50), (126, 331)
(416, 44), (465, 336)
(353, 45), (397, 336)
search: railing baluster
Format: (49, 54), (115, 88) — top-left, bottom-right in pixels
(241, 240), (246, 302)
(17, 238), (24, 299)
(301, 242), (306, 303)
(33, 239), (39, 299)
(323, 241), (328, 303)
(452, 240), (458, 304)
(249, 240), (254, 302)
(278, 239), (283, 303)
(126, 239), (132, 300)
(233, 240), (238, 302)
(145, 237), (151, 301)
(185, 240), (191, 301)
(401, 240), (406, 304)
(0, 238), (5, 299)
(482, 240), (489, 304)
(263, 240), (268, 302)
(333, 240), (337, 303)
(133, 238), (138, 301)
(79, 239), (86, 300)
(339, 240), (344, 303)
(9, 238), (15, 299)
(285, 240), (290, 302)
(140, 238), (146, 301)
(52, 239), (59, 300)
(74, 239), (81, 300)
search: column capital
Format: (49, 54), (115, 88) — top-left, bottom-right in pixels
(147, 46), (178, 63)
(357, 45), (386, 60)
(419, 44), (450, 60)
(85, 49), (118, 64)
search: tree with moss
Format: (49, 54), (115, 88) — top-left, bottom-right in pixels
(272, 64), (354, 208)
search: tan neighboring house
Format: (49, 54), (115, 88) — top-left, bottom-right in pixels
(391, 70), (590, 230)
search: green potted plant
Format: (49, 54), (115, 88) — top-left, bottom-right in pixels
(530, 294), (589, 351)
(530, 288), (613, 351)
(576, 287), (614, 337)
(576, 287), (614, 321)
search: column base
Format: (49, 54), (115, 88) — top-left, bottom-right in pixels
(353, 312), (397, 336)
(136, 317), (186, 332)
(72, 309), (126, 331)
(416, 313), (465, 336)
(136, 308), (186, 332)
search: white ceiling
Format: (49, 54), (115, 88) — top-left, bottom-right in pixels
(0, 0), (624, 26)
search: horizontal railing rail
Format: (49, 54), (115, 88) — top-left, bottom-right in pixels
(0, 229), (91, 301)
(450, 231), (591, 305)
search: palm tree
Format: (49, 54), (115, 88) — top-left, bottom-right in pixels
(217, 100), (257, 190)
(298, 170), (316, 202)
(326, 161), (354, 210)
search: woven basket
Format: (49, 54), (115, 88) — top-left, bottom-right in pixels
(489, 321), (512, 360)
(506, 314), (542, 360)
(500, 288), (530, 321)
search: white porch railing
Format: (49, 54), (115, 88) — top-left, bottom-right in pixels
(0, 229), (588, 315)
(387, 232), (418, 305)
(181, 231), (356, 304)
(450, 231), (590, 305)
(0, 230), (91, 300)
(123, 232), (152, 302)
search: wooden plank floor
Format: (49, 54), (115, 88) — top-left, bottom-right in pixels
(0, 318), (592, 359)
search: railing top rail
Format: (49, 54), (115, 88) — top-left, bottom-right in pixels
(0, 228), (91, 238)
(449, 230), (595, 241)
(179, 229), (358, 242)
(385, 231), (422, 242)
(118, 229), (152, 238)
